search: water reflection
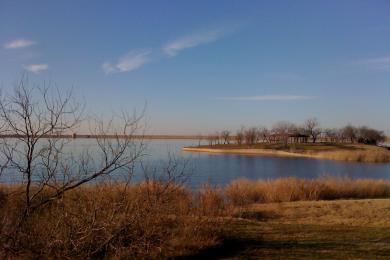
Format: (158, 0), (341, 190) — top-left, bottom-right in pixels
(1, 139), (390, 188)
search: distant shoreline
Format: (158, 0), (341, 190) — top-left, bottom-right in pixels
(0, 134), (201, 140)
(183, 147), (312, 158)
(183, 144), (390, 163)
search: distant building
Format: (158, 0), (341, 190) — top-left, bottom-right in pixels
(269, 133), (309, 143)
(72, 133), (77, 139)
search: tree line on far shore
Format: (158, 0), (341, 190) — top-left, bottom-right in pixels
(201, 118), (386, 146)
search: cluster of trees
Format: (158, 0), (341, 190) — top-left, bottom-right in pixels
(204, 118), (386, 146)
(324, 125), (386, 145)
(206, 127), (264, 146)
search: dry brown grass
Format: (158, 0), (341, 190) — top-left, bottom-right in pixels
(317, 150), (390, 163)
(245, 199), (390, 227)
(211, 199), (390, 259)
(1, 177), (390, 258)
(225, 177), (390, 206)
(0, 181), (227, 259)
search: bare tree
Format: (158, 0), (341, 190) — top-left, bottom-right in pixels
(196, 133), (203, 146)
(0, 78), (145, 219)
(215, 131), (221, 145)
(257, 127), (270, 143)
(207, 133), (219, 146)
(324, 128), (338, 143)
(342, 125), (357, 143)
(221, 130), (230, 144)
(272, 121), (295, 135)
(272, 121), (295, 146)
(304, 118), (321, 143)
(244, 127), (258, 145)
(236, 127), (244, 145)
(356, 126), (385, 145)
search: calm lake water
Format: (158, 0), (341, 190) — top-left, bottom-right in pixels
(145, 140), (390, 187)
(2, 139), (390, 188)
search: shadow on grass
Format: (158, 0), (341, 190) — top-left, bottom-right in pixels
(177, 223), (390, 259)
(178, 238), (389, 259)
(176, 236), (261, 260)
(238, 210), (280, 221)
(177, 236), (339, 259)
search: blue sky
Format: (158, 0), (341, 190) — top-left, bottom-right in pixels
(1, 0), (390, 134)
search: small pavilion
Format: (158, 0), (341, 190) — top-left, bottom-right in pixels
(269, 133), (309, 143)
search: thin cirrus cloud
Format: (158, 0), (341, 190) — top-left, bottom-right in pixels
(357, 56), (390, 71)
(162, 28), (230, 57)
(4, 39), (35, 49)
(217, 95), (316, 101)
(23, 64), (49, 73)
(102, 49), (151, 74)
(102, 25), (238, 74)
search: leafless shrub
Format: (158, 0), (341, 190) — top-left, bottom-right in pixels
(0, 77), (150, 255)
(0, 78), (146, 215)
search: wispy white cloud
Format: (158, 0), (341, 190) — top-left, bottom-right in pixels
(4, 39), (35, 49)
(217, 95), (316, 101)
(102, 49), (151, 74)
(23, 64), (48, 73)
(356, 56), (390, 71)
(162, 28), (229, 57)
(102, 24), (239, 74)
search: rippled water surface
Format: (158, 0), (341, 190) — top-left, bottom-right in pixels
(2, 139), (390, 188)
(142, 140), (390, 187)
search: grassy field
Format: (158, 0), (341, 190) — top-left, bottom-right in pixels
(2, 178), (390, 258)
(184, 199), (390, 259)
(185, 142), (390, 163)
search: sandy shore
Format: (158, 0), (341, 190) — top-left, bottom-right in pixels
(183, 147), (318, 159)
(183, 146), (390, 163)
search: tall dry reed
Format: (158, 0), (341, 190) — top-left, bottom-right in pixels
(1, 177), (390, 258)
(225, 177), (390, 205)
(319, 150), (390, 163)
(0, 181), (226, 259)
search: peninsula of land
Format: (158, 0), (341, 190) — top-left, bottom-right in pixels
(183, 143), (390, 163)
